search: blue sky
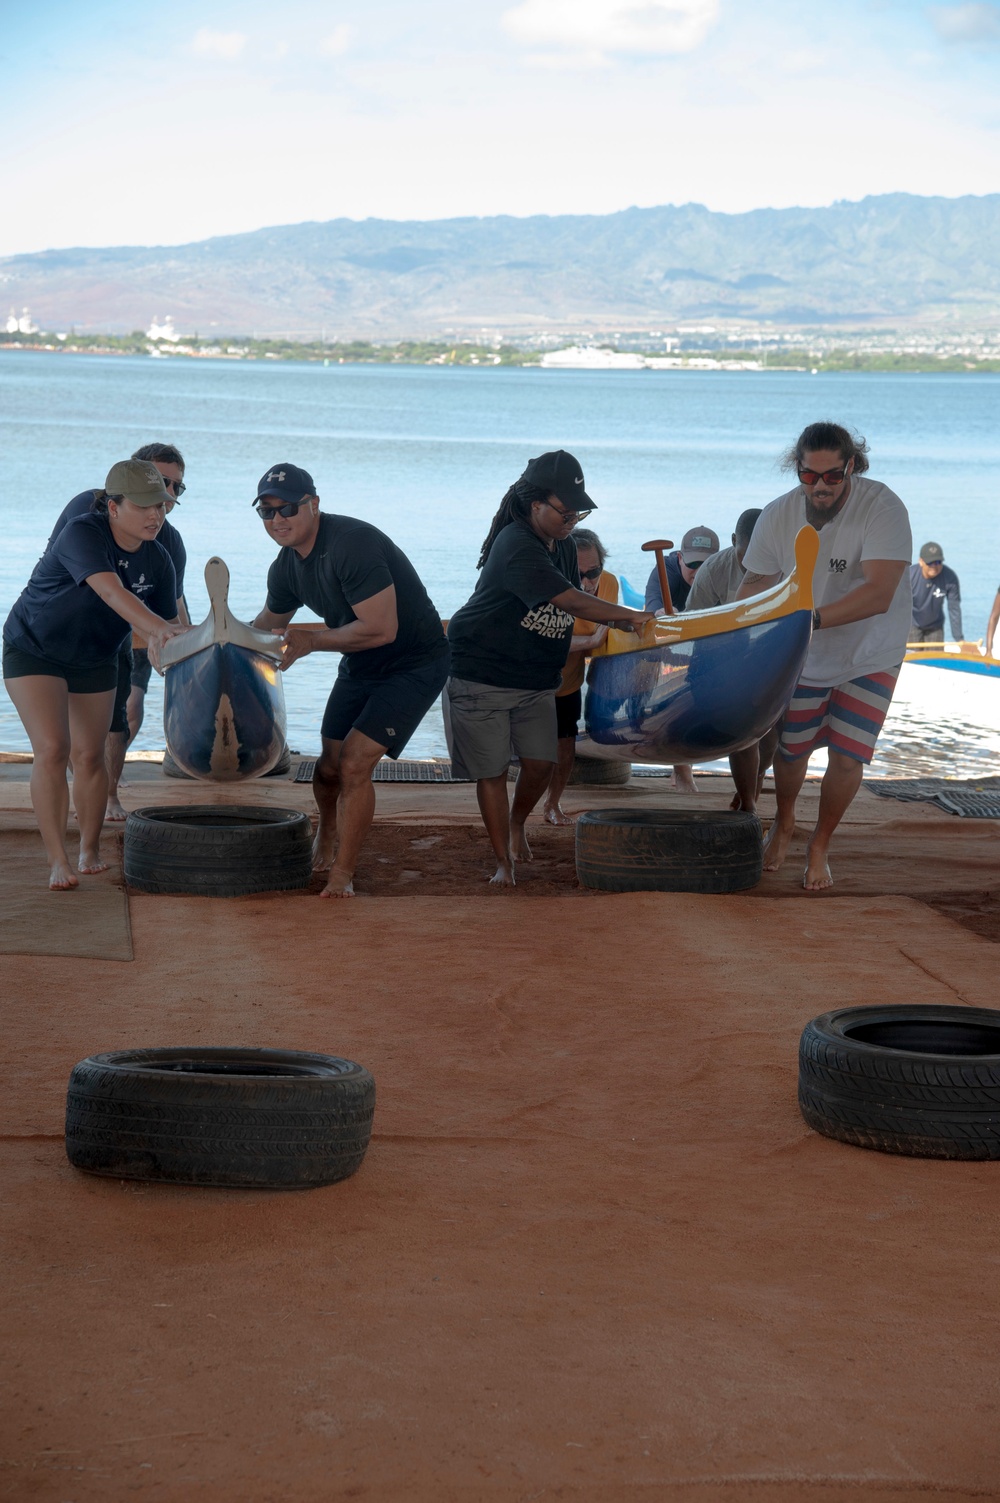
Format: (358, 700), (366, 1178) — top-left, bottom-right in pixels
(1, 0), (998, 255)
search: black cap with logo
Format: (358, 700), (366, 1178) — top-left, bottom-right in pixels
(520, 450), (597, 512)
(253, 462), (317, 506)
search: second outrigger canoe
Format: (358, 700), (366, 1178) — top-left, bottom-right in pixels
(160, 558), (287, 781)
(904, 641), (1000, 679)
(584, 526), (819, 764)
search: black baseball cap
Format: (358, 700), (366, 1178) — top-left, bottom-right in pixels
(521, 450), (597, 512)
(919, 542), (944, 564)
(253, 462), (316, 506)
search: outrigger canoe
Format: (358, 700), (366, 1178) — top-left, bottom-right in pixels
(160, 558), (287, 781)
(904, 641), (1000, 679)
(584, 526), (819, 764)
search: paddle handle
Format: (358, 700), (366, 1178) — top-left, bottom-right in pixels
(641, 539), (675, 616)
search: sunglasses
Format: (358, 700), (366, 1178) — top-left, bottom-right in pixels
(542, 499), (588, 524)
(579, 565), (603, 581)
(798, 467), (848, 486)
(256, 498), (306, 521)
(162, 478), (186, 497)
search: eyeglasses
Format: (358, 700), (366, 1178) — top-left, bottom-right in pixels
(162, 478), (186, 497)
(798, 467), (848, 487)
(256, 498), (306, 521)
(685, 559), (704, 571)
(923, 560), (943, 569)
(543, 499), (588, 524)
(578, 565), (603, 581)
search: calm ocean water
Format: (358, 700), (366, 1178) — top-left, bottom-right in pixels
(2, 350), (999, 775)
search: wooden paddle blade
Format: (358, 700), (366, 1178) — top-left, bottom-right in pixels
(641, 539), (674, 552)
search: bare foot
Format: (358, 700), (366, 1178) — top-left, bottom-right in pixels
(312, 827), (337, 872)
(50, 862), (79, 891)
(762, 820), (795, 872)
(78, 851), (110, 875)
(803, 843), (834, 891)
(489, 861), (516, 886)
(511, 823), (533, 861)
(105, 795), (128, 822)
(319, 866), (355, 898)
(670, 766), (698, 794)
(543, 804), (575, 826)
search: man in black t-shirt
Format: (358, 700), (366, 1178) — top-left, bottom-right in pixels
(252, 462), (449, 899)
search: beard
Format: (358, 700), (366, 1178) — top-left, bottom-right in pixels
(804, 489), (850, 529)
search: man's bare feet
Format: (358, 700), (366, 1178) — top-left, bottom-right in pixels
(319, 866), (355, 898)
(312, 828), (337, 872)
(105, 795), (128, 822)
(489, 861), (516, 886)
(803, 842), (834, 891)
(670, 765), (698, 793)
(543, 804), (575, 826)
(78, 851), (110, 875)
(50, 862), (79, 891)
(762, 820), (795, 872)
(511, 823), (533, 861)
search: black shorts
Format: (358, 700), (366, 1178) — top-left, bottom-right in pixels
(130, 647), (153, 693)
(321, 651), (451, 758)
(110, 645), (134, 734)
(555, 688), (582, 739)
(2, 641), (118, 695)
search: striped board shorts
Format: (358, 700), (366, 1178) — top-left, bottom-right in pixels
(778, 666), (901, 765)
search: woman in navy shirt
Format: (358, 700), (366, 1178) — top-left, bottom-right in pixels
(2, 459), (186, 890)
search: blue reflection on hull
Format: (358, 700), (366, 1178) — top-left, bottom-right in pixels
(585, 612), (811, 764)
(164, 643), (287, 781)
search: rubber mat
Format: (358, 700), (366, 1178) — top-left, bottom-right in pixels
(871, 776), (1000, 802)
(294, 758), (471, 784)
(931, 790), (1000, 819)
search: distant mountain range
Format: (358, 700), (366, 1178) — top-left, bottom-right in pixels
(3, 194), (999, 338)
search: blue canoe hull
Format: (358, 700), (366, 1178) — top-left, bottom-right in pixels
(585, 611), (811, 764)
(163, 643), (287, 781)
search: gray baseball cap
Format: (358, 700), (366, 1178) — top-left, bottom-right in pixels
(105, 459), (170, 507)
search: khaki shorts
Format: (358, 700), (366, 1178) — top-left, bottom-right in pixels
(443, 676), (558, 780)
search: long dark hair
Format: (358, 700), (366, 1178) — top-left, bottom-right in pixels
(781, 422), (870, 475)
(477, 479), (551, 569)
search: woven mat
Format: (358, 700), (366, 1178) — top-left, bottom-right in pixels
(870, 776), (1000, 818)
(0, 830), (132, 959)
(295, 758), (471, 784)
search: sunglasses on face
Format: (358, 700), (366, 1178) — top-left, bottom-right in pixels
(798, 467), (848, 487)
(162, 478), (186, 496)
(579, 565), (603, 581)
(256, 498), (306, 521)
(542, 499), (588, 524)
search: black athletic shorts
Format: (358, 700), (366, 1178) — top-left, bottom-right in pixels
(321, 651), (451, 759)
(2, 641), (119, 696)
(130, 647), (153, 693)
(110, 645), (134, 733)
(555, 688), (582, 739)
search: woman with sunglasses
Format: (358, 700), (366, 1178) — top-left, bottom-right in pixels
(445, 451), (652, 886)
(3, 460), (186, 890)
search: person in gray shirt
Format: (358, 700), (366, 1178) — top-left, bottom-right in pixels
(687, 508), (761, 611)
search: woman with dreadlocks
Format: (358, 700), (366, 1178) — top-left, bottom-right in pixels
(445, 450), (652, 886)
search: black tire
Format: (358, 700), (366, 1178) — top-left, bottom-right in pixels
(568, 753), (631, 787)
(575, 809), (762, 893)
(66, 1047), (375, 1189)
(124, 805), (313, 897)
(799, 1005), (1000, 1159)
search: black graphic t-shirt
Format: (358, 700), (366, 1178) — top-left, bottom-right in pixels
(4, 514), (177, 667)
(447, 522), (581, 690)
(49, 490), (187, 601)
(265, 513), (447, 680)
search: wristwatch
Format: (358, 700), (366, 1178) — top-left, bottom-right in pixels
(812, 608), (822, 630)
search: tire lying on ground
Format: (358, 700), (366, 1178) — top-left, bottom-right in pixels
(124, 805), (313, 897)
(66, 1047), (376, 1188)
(575, 809), (762, 893)
(799, 1005), (1000, 1159)
(568, 753), (631, 787)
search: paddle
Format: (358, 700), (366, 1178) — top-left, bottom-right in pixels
(641, 539), (675, 615)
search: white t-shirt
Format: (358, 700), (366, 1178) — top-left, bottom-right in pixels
(742, 476), (912, 686)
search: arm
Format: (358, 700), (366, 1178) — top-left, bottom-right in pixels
(569, 625), (609, 654)
(986, 591), (1000, 657)
(549, 587), (652, 632)
(85, 572), (184, 667)
(734, 569), (781, 601)
(813, 559), (907, 631)
(946, 579), (963, 641)
(272, 585), (399, 671)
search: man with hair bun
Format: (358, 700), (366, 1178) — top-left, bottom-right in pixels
(736, 421), (912, 890)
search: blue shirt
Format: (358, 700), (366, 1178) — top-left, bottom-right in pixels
(909, 562), (962, 638)
(48, 489), (187, 601)
(4, 514), (177, 667)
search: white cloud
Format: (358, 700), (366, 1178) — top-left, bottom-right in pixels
(191, 28), (248, 61)
(502, 0), (720, 62)
(928, 2), (1000, 41)
(320, 24), (354, 57)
